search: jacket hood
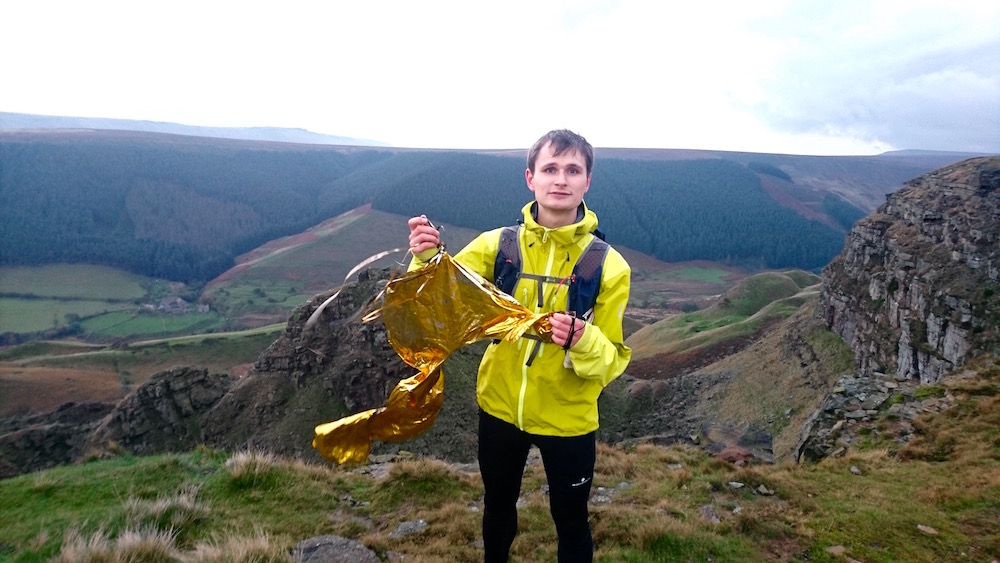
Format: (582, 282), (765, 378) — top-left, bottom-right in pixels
(521, 201), (599, 246)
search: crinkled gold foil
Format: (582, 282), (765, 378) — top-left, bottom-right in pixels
(312, 367), (444, 464)
(312, 252), (553, 464)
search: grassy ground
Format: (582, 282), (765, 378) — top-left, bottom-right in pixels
(687, 300), (859, 460)
(0, 361), (997, 562)
(1, 375), (997, 563)
(651, 265), (733, 285)
(0, 265), (150, 300)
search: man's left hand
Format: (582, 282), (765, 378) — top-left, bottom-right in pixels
(549, 312), (585, 350)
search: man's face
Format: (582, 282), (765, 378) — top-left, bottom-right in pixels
(525, 142), (591, 225)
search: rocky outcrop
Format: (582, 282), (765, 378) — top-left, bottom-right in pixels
(196, 269), (413, 461)
(0, 402), (113, 478)
(104, 267), (479, 463)
(821, 156), (1000, 384)
(292, 536), (380, 563)
(0, 369), (232, 478)
(794, 370), (954, 462)
(87, 367), (233, 454)
(194, 267), (482, 463)
(798, 157), (1000, 463)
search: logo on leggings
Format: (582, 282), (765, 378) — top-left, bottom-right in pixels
(570, 476), (592, 488)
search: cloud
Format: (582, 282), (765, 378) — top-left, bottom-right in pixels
(1, 0), (996, 154)
(747, 0), (1000, 152)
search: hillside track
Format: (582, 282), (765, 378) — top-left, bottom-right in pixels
(207, 205), (375, 286)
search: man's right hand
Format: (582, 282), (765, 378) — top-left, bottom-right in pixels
(408, 215), (441, 254)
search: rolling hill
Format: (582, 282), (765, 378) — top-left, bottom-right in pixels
(2, 127), (986, 286)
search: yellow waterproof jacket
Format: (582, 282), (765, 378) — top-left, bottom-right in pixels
(410, 202), (631, 436)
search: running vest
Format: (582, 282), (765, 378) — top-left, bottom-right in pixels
(492, 224), (608, 321)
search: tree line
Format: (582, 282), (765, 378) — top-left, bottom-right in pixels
(371, 155), (849, 270)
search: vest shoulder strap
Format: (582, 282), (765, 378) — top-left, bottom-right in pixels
(493, 225), (522, 296)
(567, 236), (609, 319)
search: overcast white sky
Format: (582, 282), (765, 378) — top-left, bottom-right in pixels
(2, 0), (998, 155)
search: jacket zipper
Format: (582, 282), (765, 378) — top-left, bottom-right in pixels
(517, 285), (529, 429)
(516, 231), (559, 430)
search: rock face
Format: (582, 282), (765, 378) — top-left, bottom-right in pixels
(87, 367), (234, 454)
(821, 156), (1000, 384)
(0, 402), (113, 478)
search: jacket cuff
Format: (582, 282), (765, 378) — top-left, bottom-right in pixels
(407, 247), (441, 271)
(415, 247), (440, 262)
(572, 320), (599, 354)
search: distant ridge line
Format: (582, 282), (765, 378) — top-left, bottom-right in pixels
(0, 111), (388, 147)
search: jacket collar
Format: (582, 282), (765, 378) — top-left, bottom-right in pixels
(521, 201), (599, 246)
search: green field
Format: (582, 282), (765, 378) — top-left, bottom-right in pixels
(0, 264), (184, 337)
(80, 310), (225, 339)
(206, 281), (312, 321)
(0, 264), (150, 299)
(0, 298), (133, 333)
(0, 263), (222, 340)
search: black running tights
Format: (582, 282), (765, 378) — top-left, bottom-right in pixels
(478, 410), (596, 563)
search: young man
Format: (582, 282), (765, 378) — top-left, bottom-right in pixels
(407, 129), (631, 562)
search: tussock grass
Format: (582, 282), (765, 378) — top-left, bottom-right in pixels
(52, 527), (292, 563)
(224, 449), (281, 490)
(184, 532), (290, 563)
(362, 500), (483, 563)
(53, 527), (180, 563)
(121, 487), (209, 541)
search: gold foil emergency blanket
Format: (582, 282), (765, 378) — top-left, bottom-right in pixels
(312, 252), (553, 464)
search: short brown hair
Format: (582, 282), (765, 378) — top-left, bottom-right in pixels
(527, 129), (594, 175)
